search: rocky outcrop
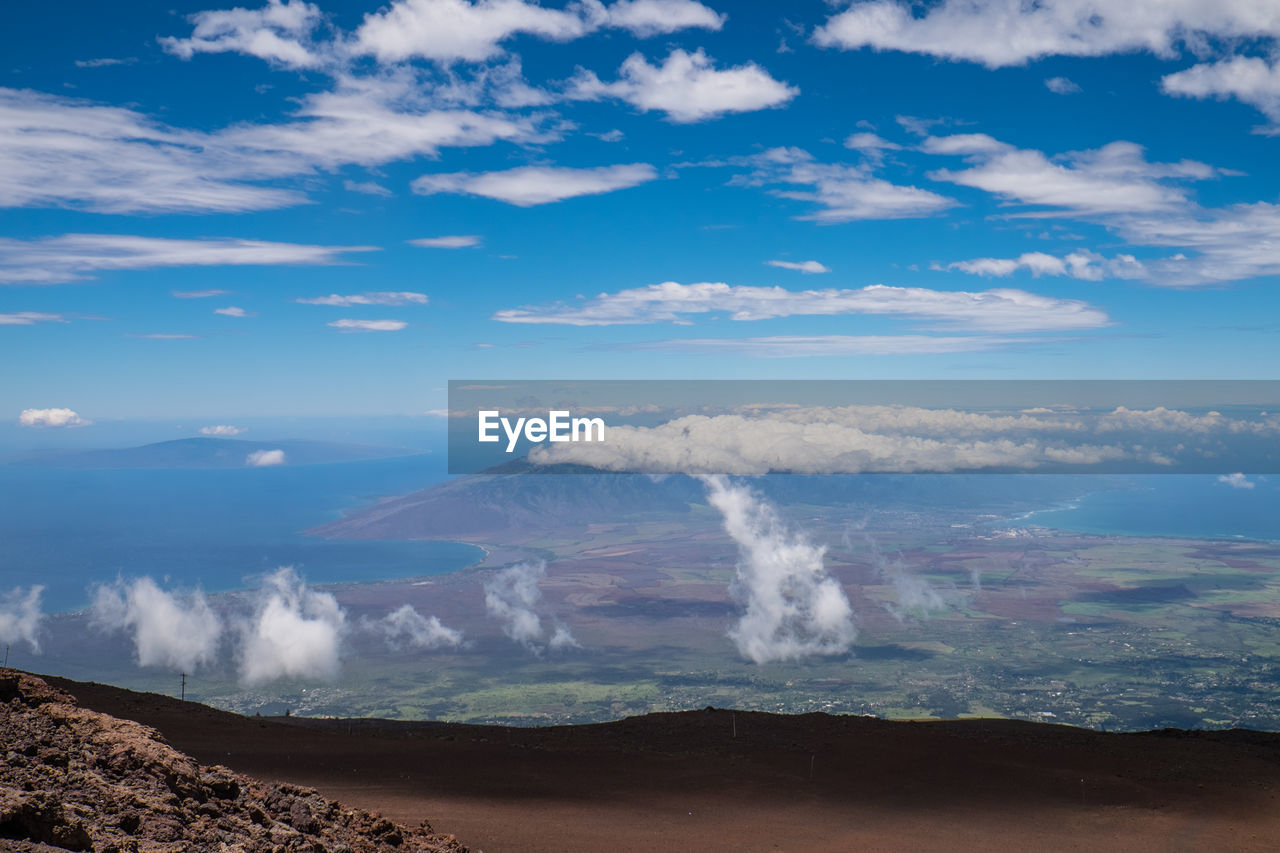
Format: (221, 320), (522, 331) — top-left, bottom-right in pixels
(0, 669), (466, 853)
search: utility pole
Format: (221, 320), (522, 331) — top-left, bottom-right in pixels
(180, 672), (186, 701)
(3, 644), (9, 668)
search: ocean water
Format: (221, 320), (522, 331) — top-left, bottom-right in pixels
(0, 455), (483, 612)
(1014, 475), (1280, 542)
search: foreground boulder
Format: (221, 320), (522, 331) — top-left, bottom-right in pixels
(0, 669), (466, 853)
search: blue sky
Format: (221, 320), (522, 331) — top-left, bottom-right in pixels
(4, 0), (1280, 431)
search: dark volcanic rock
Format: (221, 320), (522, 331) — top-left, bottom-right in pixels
(0, 669), (467, 853)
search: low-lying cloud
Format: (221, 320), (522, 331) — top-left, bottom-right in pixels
(90, 577), (222, 672)
(369, 604), (464, 650)
(238, 567), (347, 685)
(483, 561), (578, 653)
(703, 476), (856, 664)
(18, 407), (90, 428)
(0, 585), (45, 653)
(246, 449), (286, 467)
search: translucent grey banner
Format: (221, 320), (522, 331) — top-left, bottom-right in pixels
(447, 380), (1280, 475)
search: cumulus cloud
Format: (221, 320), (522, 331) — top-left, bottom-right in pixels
(200, 425), (245, 436)
(18, 407), (90, 428)
(812, 0), (1280, 68)
(702, 476), (856, 664)
(246, 449), (286, 466)
(0, 586), (45, 653)
(350, 0), (723, 64)
(568, 49), (796, 123)
(1045, 76), (1082, 94)
(160, 0), (326, 69)
(483, 561), (577, 653)
(604, 0), (725, 37)
(368, 604), (464, 649)
(1163, 56), (1280, 131)
(412, 163), (657, 206)
(0, 233), (376, 285)
(765, 260), (830, 274)
(327, 318), (409, 331)
(1218, 472), (1257, 489)
(298, 291), (428, 306)
(90, 577), (222, 672)
(944, 250), (1146, 282)
(493, 281), (1111, 332)
(727, 146), (955, 222)
(408, 235), (482, 248)
(238, 567), (346, 684)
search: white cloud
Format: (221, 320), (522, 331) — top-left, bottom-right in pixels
(531, 408), (1131, 474)
(765, 259), (830, 274)
(944, 250), (1147, 281)
(843, 131), (903, 166)
(214, 306), (254, 317)
(90, 577), (223, 673)
(161, 0), (326, 69)
(0, 234), (376, 285)
(18, 407), (90, 427)
(813, 0), (1280, 68)
(619, 334), (1021, 356)
(925, 136), (1215, 216)
(702, 476), (856, 664)
(412, 163), (657, 206)
(299, 291), (428, 306)
(352, 0), (595, 64)
(1217, 472), (1256, 489)
(922, 132), (1280, 286)
(75, 57), (137, 68)
(408, 235), (482, 248)
(483, 561), (577, 653)
(127, 333), (198, 340)
(604, 0), (725, 37)
(351, 0), (724, 64)
(0, 80), (550, 215)
(370, 604), (464, 649)
(238, 567), (346, 684)
(0, 586), (44, 654)
(343, 179), (392, 196)
(1045, 76), (1082, 94)
(327, 318), (409, 331)
(0, 312), (69, 325)
(200, 425), (245, 436)
(730, 146), (955, 222)
(568, 49), (797, 123)
(246, 449), (286, 466)
(494, 281), (1110, 331)
(173, 289), (231, 298)
(1163, 56), (1280, 130)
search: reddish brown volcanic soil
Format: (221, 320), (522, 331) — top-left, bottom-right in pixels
(46, 674), (1280, 853)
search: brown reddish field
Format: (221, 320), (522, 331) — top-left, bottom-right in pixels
(46, 673), (1280, 853)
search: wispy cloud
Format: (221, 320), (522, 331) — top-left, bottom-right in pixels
(328, 318), (409, 331)
(0, 234), (377, 285)
(214, 306), (255, 317)
(494, 281), (1110, 331)
(765, 259), (830, 274)
(0, 312), (69, 325)
(412, 163), (658, 206)
(407, 235), (482, 248)
(172, 288), (231, 299)
(299, 291), (428, 306)
(343, 179), (392, 196)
